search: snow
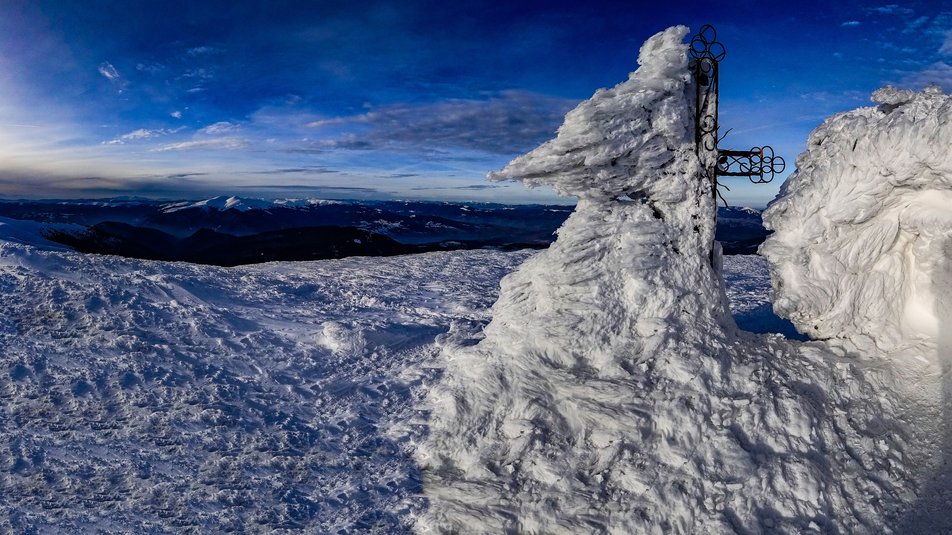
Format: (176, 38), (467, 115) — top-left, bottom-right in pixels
(419, 26), (929, 533)
(0, 225), (791, 533)
(0, 236), (531, 533)
(761, 85), (952, 530)
(762, 85), (952, 351)
(0, 216), (82, 250)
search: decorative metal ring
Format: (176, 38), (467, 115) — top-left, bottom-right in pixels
(689, 24), (726, 62)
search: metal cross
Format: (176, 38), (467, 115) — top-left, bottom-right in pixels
(689, 25), (785, 203)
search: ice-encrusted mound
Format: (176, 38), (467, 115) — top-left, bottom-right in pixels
(488, 26), (695, 204)
(762, 86), (952, 350)
(419, 27), (913, 533)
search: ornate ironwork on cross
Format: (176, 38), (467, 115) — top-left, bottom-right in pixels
(689, 25), (785, 203)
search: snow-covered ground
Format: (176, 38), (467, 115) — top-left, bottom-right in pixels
(0, 223), (785, 533)
(0, 237), (527, 533)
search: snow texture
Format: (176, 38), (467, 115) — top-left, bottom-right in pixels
(762, 85), (952, 530)
(762, 85), (952, 352)
(0, 232), (530, 533)
(0, 215), (788, 533)
(420, 27), (920, 533)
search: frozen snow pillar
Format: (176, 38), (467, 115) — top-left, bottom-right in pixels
(762, 86), (952, 351)
(488, 26), (718, 240)
(418, 26), (740, 533)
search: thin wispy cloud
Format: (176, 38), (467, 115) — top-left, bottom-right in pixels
(135, 62), (165, 74)
(868, 4), (914, 15)
(104, 127), (184, 145)
(253, 167), (339, 175)
(199, 121), (240, 135)
(903, 15), (930, 33)
(841, 21), (861, 27)
(186, 46), (220, 56)
(307, 91), (575, 156)
(97, 62), (120, 81)
(900, 62), (952, 90)
(940, 30), (952, 55)
(411, 184), (503, 191)
(155, 138), (249, 152)
(97, 61), (128, 93)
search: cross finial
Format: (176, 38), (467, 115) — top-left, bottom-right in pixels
(690, 25), (786, 202)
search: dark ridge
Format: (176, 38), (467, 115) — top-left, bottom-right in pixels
(44, 222), (551, 267)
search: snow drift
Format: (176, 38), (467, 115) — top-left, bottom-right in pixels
(762, 85), (952, 352)
(761, 85), (952, 530)
(419, 26), (924, 533)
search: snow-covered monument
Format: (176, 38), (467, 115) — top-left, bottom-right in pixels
(419, 25), (952, 533)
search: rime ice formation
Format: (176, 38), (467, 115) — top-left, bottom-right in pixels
(419, 27), (920, 533)
(762, 85), (952, 352)
(761, 85), (952, 530)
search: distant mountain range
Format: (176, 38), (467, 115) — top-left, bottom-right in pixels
(0, 197), (768, 265)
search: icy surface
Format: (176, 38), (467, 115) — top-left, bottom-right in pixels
(420, 27), (920, 533)
(0, 230), (789, 533)
(762, 86), (952, 530)
(762, 86), (952, 350)
(0, 237), (529, 533)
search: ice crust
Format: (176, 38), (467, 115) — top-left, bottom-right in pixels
(420, 27), (923, 533)
(762, 86), (952, 351)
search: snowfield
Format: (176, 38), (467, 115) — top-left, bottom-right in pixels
(0, 234), (780, 533)
(0, 238), (529, 533)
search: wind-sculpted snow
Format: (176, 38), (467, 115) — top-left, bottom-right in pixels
(761, 85), (952, 529)
(0, 239), (530, 533)
(489, 26), (695, 204)
(762, 86), (952, 351)
(421, 26), (918, 533)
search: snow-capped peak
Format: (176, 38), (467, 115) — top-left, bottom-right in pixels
(160, 196), (339, 213)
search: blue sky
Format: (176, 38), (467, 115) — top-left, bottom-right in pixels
(0, 0), (949, 206)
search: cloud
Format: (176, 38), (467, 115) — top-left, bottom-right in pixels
(841, 21), (861, 27)
(187, 46), (220, 56)
(868, 4), (914, 15)
(411, 184), (503, 191)
(306, 91), (575, 156)
(103, 127), (184, 145)
(903, 15), (930, 33)
(165, 172), (209, 179)
(97, 62), (120, 81)
(135, 62), (166, 74)
(171, 111), (183, 119)
(181, 68), (213, 80)
(98, 61), (128, 93)
(199, 121), (239, 134)
(0, 168), (207, 199)
(253, 167), (339, 175)
(900, 61), (952, 90)
(941, 30), (952, 55)
(154, 137), (249, 152)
